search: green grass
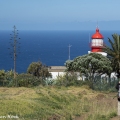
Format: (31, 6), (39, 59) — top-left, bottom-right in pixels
(0, 86), (118, 120)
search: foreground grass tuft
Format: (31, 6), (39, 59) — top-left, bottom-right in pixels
(0, 86), (118, 120)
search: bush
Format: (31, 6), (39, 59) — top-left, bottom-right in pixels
(108, 112), (117, 118)
(55, 73), (92, 87)
(16, 73), (43, 87)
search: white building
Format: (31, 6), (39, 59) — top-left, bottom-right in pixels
(48, 66), (66, 79)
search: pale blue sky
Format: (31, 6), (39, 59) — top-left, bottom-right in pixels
(0, 0), (120, 30)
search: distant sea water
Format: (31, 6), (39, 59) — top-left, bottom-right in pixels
(0, 30), (120, 73)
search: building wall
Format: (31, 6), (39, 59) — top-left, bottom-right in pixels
(50, 72), (65, 79)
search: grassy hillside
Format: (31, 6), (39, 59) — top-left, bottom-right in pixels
(0, 86), (118, 120)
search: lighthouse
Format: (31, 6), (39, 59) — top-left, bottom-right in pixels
(88, 27), (107, 56)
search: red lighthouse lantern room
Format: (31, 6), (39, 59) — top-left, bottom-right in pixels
(88, 27), (107, 56)
(91, 28), (103, 52)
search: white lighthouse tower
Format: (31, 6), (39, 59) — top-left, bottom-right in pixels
(88, 27), (107, 56)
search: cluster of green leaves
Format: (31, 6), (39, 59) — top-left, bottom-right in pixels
(27, 61), (51, 79)
(65, 53), (112, 77)
(0, 70), (14, 87)
(16, 74), (53, 87)
(103, 34), (120, 73)
(55, 73), (91, 87)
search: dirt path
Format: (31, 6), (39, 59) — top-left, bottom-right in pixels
(74, 92), (118, 120)
(110, 116), (120, 120)
(75, 115), (120, 120)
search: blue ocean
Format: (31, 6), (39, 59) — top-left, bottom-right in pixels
(0, 30), (120, 73)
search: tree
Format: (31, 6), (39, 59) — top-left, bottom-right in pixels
(102, 34), (120, 74)
(0, 70), (6, 86)
(65, 53), (112, 74)
(65, 53), (112, 88)
(27, 61), (51, 80)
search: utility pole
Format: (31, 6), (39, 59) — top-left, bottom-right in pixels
(8, 26), (20, 86)
(68, 44), (72, 60)
(118, 85), (120, 116)
(118, 36), (120, 117)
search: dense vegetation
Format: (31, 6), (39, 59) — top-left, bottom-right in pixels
(65, 53), (113, 89)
